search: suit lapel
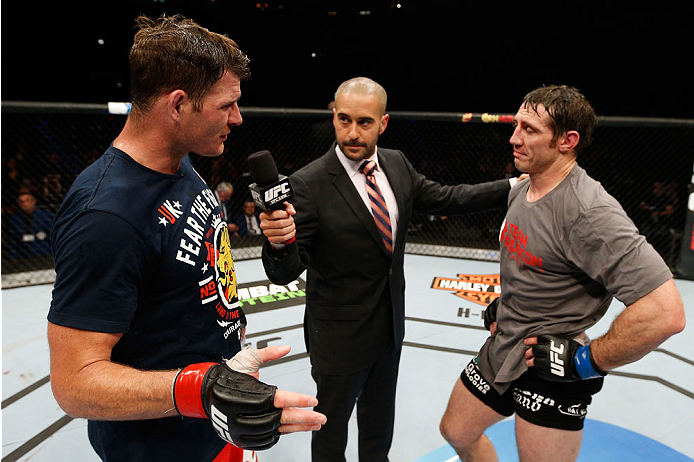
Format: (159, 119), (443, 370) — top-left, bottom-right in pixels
(378, 150), (407, 252)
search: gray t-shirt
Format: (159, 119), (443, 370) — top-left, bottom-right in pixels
(478, 164), (671, 393)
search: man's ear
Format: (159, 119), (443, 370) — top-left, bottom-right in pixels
(559, 130), (580, 153)
(379, 113), (390, 135)
(167, 90), (187, 121)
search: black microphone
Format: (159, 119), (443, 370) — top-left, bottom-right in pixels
(248, 150), (295, 210)
(247, 150), (296, 243)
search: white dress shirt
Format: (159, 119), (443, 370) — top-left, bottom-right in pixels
(335, 145), (399, 244)
(246, 214), (262, 235)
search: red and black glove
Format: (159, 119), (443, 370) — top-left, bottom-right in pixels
(173, 362), (281, 450)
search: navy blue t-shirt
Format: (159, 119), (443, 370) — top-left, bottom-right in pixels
(49, 146), (245, 462)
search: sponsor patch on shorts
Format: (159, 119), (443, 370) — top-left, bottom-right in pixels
(464, 358), (491, 395)
(512, 388), (558, 414)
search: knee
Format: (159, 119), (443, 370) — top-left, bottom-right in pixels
(439, 413), (467, 448)
(439, 418), (453, 444)
(441, 412), (491, 455)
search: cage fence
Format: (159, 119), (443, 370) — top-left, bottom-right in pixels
(2, 102), (693, 287)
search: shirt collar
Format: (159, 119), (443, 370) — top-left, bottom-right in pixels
(335, 144), (380, 178)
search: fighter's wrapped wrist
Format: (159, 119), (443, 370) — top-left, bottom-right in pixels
(533, 335), (607, 382)
(173, 362), (217, 418)
(172, 361), (282, 449)
(574, 345), (607, 380)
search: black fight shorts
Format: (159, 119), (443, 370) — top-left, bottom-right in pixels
(460, 357), (604, 431)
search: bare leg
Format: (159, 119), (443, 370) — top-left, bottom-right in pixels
(515, 414), (583, 462)
(439, 378), (505, 462)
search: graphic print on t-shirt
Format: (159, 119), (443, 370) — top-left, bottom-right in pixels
(500, 219), (544, 272)
(161, 185), (244, 341)
(213, 220), (239, 310)
(158, 199), (184, 225)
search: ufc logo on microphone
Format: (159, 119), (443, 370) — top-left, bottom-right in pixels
(264, 183), (291, 201)
(549, 340), (566, 377)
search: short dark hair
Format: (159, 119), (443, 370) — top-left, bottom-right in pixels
(129, 15), (251, 116)
(522, 85), (597, 155)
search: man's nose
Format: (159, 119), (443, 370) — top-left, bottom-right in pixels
(229, 105), (243, 126)
(509, 126), (521, 146)
(347, 122), (359, 140)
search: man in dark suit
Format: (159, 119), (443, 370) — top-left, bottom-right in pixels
(9, 191), (54, 262)
(233, 200), (263, 236)
(214, 181), (240, 236)
(258, 77), (518, 462)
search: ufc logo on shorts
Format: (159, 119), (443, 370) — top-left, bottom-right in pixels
(549, 340), (566, 378)
(210, 404), (234, 444)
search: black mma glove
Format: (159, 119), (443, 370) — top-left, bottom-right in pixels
(173, 362), (281, 450)
(483, 298), (499, 331)
(531, 334), (607, 382)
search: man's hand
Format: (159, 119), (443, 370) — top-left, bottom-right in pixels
(259, 202), (296, 244)
(173, 362), (281, 449)
(173, 345), (325, 450)
(483, 298), (499, 334)
(524, 335), (606, 382)
(226, 345), (327, 434)
(274, 388), (325, 434)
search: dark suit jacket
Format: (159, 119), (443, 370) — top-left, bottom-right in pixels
(233, 212), (261, 236)
(262, 144), (510, 374)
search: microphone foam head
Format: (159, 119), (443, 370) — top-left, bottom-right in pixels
(248, 150), (279, 187)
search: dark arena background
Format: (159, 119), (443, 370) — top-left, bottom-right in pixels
(2, 3), (694, 462)
(3, 1), (693, 286)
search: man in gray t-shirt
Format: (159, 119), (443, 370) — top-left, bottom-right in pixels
(439, 85), (686, 462)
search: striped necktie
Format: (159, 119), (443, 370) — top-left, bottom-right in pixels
(360, 160), (393, 254)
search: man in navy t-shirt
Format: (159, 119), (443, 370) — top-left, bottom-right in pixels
(47, 14), (325, 462)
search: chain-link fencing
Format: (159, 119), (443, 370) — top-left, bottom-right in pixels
(2, 102), (693, 287)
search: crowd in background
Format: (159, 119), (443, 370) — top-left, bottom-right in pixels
(1, 114), (690, 276)
(0, 143), (270, 272)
